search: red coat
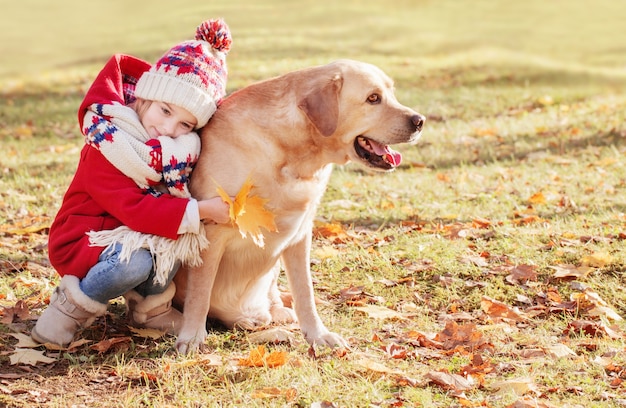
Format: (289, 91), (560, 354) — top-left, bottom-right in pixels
(48, 55), (190, 279)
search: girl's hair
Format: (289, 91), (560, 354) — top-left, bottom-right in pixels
(130, 98), (152, 121)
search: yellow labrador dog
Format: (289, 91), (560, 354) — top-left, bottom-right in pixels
(173, 59), (425, 353)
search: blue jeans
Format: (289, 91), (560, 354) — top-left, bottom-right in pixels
(79, 243), (180, 303)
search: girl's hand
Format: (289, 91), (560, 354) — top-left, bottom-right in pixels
(198, 197), (231, 224)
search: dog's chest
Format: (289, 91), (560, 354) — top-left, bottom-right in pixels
(258, 165), (333, 243)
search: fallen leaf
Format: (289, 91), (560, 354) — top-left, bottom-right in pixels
(247, 327), (297, 344)
(9, 348), (56, 366)
(528, 191), (546, 204)
(238, 345), (288, 368)
(435, 321), (493, 352)
(543, 343), (577, 359)
(353, 304), (407, 321)
(506, 264), (538, 285)
(251, 387), (297, 400)
(355, 358), (404, 375)
(425, 370), (476, 391)
(128, 326), (166, 339)
(14, 124), (34, 138)
(564, 319), (623, 339)
(166, 354), (223, 370)
(481, 296), (527, 322)
(490, 377), (540, 397)
(572, 289), (624, 321)
(581, 252), (613, 268)
(34, 337), (92, 352)
(550, 264), (595, 279)
(381, 342), (409, 359)
(313, 222), (349, 239)
(313, 245), (340, 260)
(140, 370), (159, 383)
(9, 333), (40, 348)
(459, 255), (489, 267)
(90, 336), (131, 353)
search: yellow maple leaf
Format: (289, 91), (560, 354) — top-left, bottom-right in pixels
(238, 345), (288, 368)
(528, 191), (546, 205)
(215, 177), (277, 247)
(581, 251), (613, 268)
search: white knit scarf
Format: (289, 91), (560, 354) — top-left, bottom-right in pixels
(83, 102), (208, 286)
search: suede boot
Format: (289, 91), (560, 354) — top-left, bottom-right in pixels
(123, 282), (182, 335)
(31, 275), (108, 347)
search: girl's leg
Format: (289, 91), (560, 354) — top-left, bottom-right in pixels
(80, 244), (154, 304)
(134, 260), (181, 297)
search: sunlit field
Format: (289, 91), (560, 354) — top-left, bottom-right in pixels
(1, 1), (626, 406)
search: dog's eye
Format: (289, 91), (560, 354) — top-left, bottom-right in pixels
(367, 93), (381, 104)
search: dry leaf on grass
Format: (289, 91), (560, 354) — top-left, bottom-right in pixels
(353, 304), (407, 321)
(164, 354), (223, 371)
(247, 327), (297, 344)
(251, 387), (297, 400)
(1, 300), (31, 324)
(238, 345), (288, 368)
(543, 343), (577, 359)
(481, 296), (527, 322)
(34, 338), (92, 351)
(90, 337), (131, 353)
(425, 370), (476, 391)
(572, 289), (624, 321)
(581, 251), (613, 268)
(550, 264), (595, 279)
(9, 348), (56, 366)
(435, 321), (493, 353)
(355, 358), (404, 375)
(9, 333), (40, 348)
(564, 319), (623, 339)
(128, 326), (166, 339)
(490, 377), (540, 397)
(505, 264), (538, 285)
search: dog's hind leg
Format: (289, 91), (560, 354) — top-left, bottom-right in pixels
(268, 262), (296, 324)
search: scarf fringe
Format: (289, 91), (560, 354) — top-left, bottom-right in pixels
(82, 102), (206, 287)
(88, 225), (209, 286)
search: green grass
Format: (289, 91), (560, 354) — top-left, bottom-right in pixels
(2, 0), (626, 407)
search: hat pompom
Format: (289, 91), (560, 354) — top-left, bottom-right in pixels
(196, 19), (232, 53)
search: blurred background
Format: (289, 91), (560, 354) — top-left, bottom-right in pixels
(2, 0), (625, 88)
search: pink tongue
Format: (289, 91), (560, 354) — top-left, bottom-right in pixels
(369, 140), (402, 167)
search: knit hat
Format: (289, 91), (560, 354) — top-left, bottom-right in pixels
(135, 19), (232, 128)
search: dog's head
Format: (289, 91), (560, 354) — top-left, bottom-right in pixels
(298, 59), (424, 171)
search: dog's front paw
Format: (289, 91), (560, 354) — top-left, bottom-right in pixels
(304, 329), (348, 349)
(175, 327), (208, 354)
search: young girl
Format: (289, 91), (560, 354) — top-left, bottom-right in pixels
(32, 19), (232, 347)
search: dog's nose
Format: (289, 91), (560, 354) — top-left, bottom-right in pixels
(411, 114), (425, 132)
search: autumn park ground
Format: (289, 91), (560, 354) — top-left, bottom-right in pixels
(1, 0), (626, 407)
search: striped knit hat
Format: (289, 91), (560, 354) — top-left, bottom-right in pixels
(135, 19), (232, 128)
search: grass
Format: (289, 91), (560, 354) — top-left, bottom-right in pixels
(1, 0), (626, 406)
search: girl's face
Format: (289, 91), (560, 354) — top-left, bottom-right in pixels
(140, 101), (198, 138)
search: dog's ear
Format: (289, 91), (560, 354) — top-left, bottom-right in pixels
(298, 73), (343, 136)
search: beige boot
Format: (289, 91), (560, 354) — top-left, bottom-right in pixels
(31, 275), (108, 347)
(123, 282), (182, 335)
